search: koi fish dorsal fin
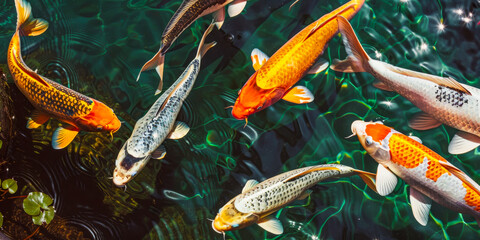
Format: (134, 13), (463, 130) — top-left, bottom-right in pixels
(282, 166), (340, 183)
(15, 0), (49, 36)
(302, 4), (356, 42)
(385, 65), (471, 95)
(439, 161), (480, 197)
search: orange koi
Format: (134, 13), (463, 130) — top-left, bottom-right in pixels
(231, 0), (365, 122)
(352, 120), (480, 226)
(8, 0), (121, 149)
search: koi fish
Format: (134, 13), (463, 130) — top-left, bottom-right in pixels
(231, 0), (365, 122)
(212, 164), (376, 235)
(112, 24), (216, 186)
(331, 16), (480, 155)
(137, 0), (249, 94)
(8, 0), (121, 149)
(351, 120), (480, 226)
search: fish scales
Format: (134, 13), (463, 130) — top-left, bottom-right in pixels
(127, 59), (200, 158)
(256, 1), (360, 89)
(8, 33), (93, 119)
(385, 132), (480, 216)
(161, 0), (229, 53)
(234, 164), (354, 214)
(370, 60), (480, 137)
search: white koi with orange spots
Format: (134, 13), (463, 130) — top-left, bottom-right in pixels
(351, 120), (480, 226)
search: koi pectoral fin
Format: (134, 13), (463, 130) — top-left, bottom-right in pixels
(373, 81), (394, 91)
(251, 48), (269, 71)
(213, 8), (225, 29)
(151, 145), (166, 160)
(227, 0), (247, 17)
(242, 179), (259, 193)
(408, 112), (442, 130)
(409, 188), (431, 226)
(306, 59), (329, 75)
(376, 164), (397, 196)
(297, 189), (312, 200)
(52, 125), (79, 149)
(448, 131), (480, 154)
(257, 216), (283, 235)
(167, 121), (190, 139)
(282, 86), (314, 104)
(26, 109), (50, 129)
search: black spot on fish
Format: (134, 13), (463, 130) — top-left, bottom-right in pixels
(435, 85), (468, 107)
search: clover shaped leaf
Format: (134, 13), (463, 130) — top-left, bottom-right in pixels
(23, 192), (55, 225)
(2, 179), (17, 194)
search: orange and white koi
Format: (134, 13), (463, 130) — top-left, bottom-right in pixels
(231, 0), (365, 122)
(212, 164), (376, 235)
(8, 0), (121, 149)
(332, 16), (480, 155)
(351, 120), (480, 226)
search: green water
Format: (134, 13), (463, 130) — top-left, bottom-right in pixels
(0, 0), (480, 239)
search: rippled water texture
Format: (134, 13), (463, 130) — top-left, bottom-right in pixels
(1, 0), (480, 239)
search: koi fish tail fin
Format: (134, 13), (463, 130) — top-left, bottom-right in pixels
(137, 50), (165, 94)
(15, 0), (49, 36)
(352, 169), (377, 193)
(196, 22), (217, 59)
(330, 16), (370, 73)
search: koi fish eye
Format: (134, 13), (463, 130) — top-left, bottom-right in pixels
(365, 136), (373, 146)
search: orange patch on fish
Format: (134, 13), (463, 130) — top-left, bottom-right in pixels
(463, 182), (480, 211)
(365, 123), (391, 143)
(389, 133), (451, 182)
(425, 160), (450, 182)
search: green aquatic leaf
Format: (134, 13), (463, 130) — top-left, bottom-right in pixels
(32, 206), (55, 225)
(23, 192), (54, 216)
(2, 179), (17, 194)
(0, 212), (3, 228)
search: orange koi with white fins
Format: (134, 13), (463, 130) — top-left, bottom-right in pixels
(351, 120), (480, 226)
(8, 0), (121, 149)
(231, 0), (365, 122)
(331, 16), (480, 155)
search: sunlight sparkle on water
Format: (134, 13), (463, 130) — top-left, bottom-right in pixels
(375, 50), (382, 59)
(453, 9), (464, 15)
(438, 23), (445, 32)
(420, 42), (428, 51)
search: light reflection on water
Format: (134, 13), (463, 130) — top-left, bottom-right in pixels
(0, 0), (480, 239)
